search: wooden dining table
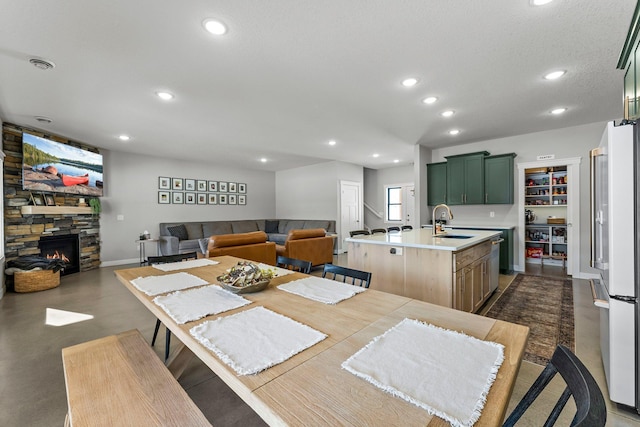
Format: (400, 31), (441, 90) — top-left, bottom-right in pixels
(115, 255), (528, 426)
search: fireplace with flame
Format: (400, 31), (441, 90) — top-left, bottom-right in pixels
(39, 234), (80, 275)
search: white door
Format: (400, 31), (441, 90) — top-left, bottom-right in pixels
(405, 185), (415, 228)
(340, 181), (362, 252)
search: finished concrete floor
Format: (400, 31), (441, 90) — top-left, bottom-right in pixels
(1, 258), (639, 426)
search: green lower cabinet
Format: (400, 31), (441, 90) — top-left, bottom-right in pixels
(484, 153), (516, 204)
(498, 229), (513, 274)
(426, 162), (447, 206)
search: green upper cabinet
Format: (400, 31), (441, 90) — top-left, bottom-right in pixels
(618, 1), (640, 119)
(445, 152), (488, 205)
(426, 162), (447, 206)
(484, 153), (517, 204)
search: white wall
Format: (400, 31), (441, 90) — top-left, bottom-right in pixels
(427, 120), (608, 276)
(100, 150), (276, 265)
(363, 165), (414, 230)
(275, 161), (363, 251)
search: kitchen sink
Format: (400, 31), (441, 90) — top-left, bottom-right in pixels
(438, 235), (473, 239)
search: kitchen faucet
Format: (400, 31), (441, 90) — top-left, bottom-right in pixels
(432, 204), (454, 236)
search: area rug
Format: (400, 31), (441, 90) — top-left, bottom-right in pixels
(484, 274), (574, 365)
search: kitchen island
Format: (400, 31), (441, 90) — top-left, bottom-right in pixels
(346, 228), (502, 313)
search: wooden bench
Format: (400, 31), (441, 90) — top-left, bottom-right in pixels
(62, 329), (211, 427)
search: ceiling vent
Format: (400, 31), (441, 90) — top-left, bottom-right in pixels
(29, 58), (55, 70)
(35, 116), (53, 123)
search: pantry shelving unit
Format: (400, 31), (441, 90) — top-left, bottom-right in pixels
(524, 166), (568, 267)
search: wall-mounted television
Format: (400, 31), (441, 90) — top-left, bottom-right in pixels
(22, 132), (103, 196)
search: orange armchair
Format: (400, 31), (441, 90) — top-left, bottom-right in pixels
(275, 228), (334, 267)
(207, 231), (276, 265)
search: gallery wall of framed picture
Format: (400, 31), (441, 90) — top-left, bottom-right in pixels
(158, 176), (247, 205)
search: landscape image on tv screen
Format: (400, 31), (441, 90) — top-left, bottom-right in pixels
(22, 132), (103, 196)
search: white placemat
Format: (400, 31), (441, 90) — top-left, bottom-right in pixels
(256, 263), (295, 276)
(130, 272), (208, 296)
(342, 318), (504, 427)
(190, 306), (327, 375)
(277, 276), (366, 304)
(153, 285), (252, 324)
(151, 258), (219, 272)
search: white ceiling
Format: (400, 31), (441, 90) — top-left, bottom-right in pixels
(0, 1), (635, 172)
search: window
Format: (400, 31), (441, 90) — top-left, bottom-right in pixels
(386, 186), (402, 222)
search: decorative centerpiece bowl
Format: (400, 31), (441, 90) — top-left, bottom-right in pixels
(217, 261), (274, 294)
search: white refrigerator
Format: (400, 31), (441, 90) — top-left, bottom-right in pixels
(590, 120), (638, 411)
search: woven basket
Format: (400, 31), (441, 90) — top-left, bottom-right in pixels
(14, 269), (61, 293)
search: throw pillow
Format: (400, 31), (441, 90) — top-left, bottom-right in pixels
(198, 238), (209, 255)
(167, 224), (188, 241)
(265, 220), (279, 233)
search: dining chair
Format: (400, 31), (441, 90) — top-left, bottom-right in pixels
(387, 226), (401, 232)
(147, 251), (198, 362)
(322, 263), (372, 288)
(401, 225), (413, 231)
(370, 228), (387, 234)
(276, 255), (312, 274)
(503, 344), (606, 427)
(349, 229), (371, 237)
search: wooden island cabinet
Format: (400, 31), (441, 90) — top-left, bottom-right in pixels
(347, 229), (501, 313)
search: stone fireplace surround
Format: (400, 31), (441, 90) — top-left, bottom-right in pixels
(3, 123), (101, 273)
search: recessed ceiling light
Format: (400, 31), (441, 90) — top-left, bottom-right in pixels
(203, 19), (227, 35)
(551, 107), (567, 115)
(260, 158), (267, 163)
(393, 159), (400, 163)
(449, 129), (460, 135)
(422, 96), (438, 104)
(34, 116), (52, 123)
(156, 91), (174, 101)
(118, 135), (130, 141)
(401, 78), (419, 88)
(531, 0), (553, 5)
(372, 153), (380, 158)
(441, 110), (455, 117)
(328, 139), (337, 146)
(544, 70), (566, 80)
(29, 58), (55, 70)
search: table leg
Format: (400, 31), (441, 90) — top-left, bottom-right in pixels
(139, 242), (146, 266)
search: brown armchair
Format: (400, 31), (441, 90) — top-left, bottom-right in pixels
(207, 231), (276, 265)
(275, 228), (334, 267)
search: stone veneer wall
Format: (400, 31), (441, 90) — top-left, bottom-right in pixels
(3, 123), (100, 271)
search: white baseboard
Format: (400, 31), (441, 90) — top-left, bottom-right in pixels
(100, 258), (140, 267)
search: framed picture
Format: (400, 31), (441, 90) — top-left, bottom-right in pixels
(228, 182), (237, 193)
(228, 194), (237, 205)
(208, 181), (218, 192)
(197, 180), (208, 191)
(238, 195), (246, 205)
(44, 193), (56, 206)
(208, 194), (217, 205)
(185, 192), (196, 204)
(185, 179), (196, 191)
(172, 178), (183, 190)
(172, 192), (184, 204)
(197, 193), (207, 204)
(238, 183), (247, 194)
(158, 191), (170, 204)
(159, 176), (171, 190)
(219, 194), (227, 205)
(219, 182), (228, 192)
(30, 192), (44, 206)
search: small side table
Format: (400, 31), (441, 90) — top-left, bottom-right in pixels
(136, 239), (159, 265)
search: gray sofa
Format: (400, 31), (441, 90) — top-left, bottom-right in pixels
(158, 219), (336, 256)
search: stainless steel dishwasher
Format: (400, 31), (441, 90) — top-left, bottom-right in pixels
(490, 236), (504, 292)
